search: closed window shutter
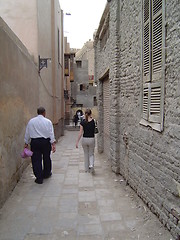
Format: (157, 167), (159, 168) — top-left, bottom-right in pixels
(149, 82), (161, 122)
(141, 0), (165, 131)
(142, 0), (151, 121)
(152, 0), (163, 80)
(143, 0), (151, 83)
(150, 0), (163, 124)
(143, 83), (150, 120)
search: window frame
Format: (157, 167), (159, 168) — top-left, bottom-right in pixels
(80, 84), (86, 91)
(100, 13), (110, 50)
(76, 60), (82, 68)
(140, 0), (165, 132)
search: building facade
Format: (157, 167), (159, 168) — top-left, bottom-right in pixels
(0, 18), (39, 207)
(94, 0), (180, 238)
(64, 37), (76, 125)
(0, 0), (65, 139)
(0, 0), (64, 207)
(71, 40), (98, 120)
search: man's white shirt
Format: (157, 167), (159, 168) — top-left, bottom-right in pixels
(24, 115), (55, 144)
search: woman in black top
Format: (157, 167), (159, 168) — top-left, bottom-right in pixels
(76, 109), (95, 173)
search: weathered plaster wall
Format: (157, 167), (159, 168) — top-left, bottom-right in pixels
(0, 19), (39, 208)
(0, 0), (38, 62)
(0, 0), (65, 140)
(38, 0), (64, 139)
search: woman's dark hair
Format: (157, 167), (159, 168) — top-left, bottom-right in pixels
(85, 108), (92, 122)
(37, 107), (46, 115)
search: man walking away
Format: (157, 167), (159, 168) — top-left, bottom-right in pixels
(24, 107), (56, 184)
(73, 114), (79, 128)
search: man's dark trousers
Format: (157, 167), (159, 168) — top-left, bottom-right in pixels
(31, 138), (52, 181)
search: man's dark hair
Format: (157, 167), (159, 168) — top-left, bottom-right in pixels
(37, 107), (46, 115)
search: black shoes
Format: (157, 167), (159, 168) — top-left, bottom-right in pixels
(43, 172), (52, 179)
(35, 179), (43, 184)
(34, 173), (52, 184)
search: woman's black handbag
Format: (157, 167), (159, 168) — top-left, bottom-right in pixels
(95, 126), (99, 134)
(94, 119), (99, 134)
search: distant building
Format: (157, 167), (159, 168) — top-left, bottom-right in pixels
(64, 37), (76, 124)
(70, 40), (98, 120)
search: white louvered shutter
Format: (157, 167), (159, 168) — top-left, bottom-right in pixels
(143, 0), (151, 83)
(143, 83), (150, 120)
(149, 0), (164, 124)
(141, 0), (164, 130)
(142, 0), (151, 121)
(152, 0), (163, 80)
(149, 82), (161, 122)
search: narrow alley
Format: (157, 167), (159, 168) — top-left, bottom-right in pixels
(0, 130), (173, 240)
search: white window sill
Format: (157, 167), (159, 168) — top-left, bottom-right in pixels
(139, 118), (163, 132)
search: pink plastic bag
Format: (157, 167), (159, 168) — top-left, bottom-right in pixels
(21, 148), (33, 158)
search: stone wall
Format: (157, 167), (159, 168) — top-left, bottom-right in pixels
(0, 18), (39, 208)
(94, 0), (180, 238)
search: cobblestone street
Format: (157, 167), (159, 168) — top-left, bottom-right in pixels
(0, 130), (174, 240)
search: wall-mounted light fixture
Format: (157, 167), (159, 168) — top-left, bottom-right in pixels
(38, 55), (51, 73)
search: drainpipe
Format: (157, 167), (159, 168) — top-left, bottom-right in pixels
(51, 0), (56, 124)
(61, 9), (64, 135)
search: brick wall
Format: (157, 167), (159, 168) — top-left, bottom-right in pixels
(95, 1), (120, 172)
(94, 0), (180, 238)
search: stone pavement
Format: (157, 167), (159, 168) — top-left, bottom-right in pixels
(0, 130), (174, 240)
